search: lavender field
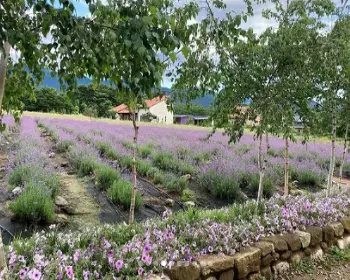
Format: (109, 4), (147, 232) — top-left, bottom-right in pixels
(2, 114), (350, 279)
(37, 115), (349, 200)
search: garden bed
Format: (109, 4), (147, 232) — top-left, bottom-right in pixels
(3, 186), (350, 279)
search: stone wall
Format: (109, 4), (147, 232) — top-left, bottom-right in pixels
(151, 217), (350, 280)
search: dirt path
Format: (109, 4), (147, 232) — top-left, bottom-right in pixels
(288, 262), (350, 280)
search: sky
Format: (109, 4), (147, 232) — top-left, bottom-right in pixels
(70, 0), (340, 88)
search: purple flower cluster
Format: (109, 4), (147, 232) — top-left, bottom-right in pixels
(4, 186), (350, 279)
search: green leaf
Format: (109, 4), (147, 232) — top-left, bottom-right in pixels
(169, 52), (177, 62)
(150, 6), (158, 15)
(181, 46), (190, 58)
(125, 40), (132, 47)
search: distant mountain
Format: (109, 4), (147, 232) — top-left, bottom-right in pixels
(39, 70), (215, 108)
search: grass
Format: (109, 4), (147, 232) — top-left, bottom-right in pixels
(180, 188), (195, 202)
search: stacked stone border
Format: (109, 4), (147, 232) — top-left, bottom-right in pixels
(151, 217), (350, 280)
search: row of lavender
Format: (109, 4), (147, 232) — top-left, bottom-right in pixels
(36, 118), (143, 210)
(36, 117), (350, 200)
(6, 116), (60, 222)
(4, 185), (350, 279)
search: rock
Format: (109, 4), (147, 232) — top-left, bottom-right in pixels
(337, 235), (350, 250)
(164, 261), (200, 280)
(233, 247), (261, 279)
(340, 217), (350, 233)
(198, 255), (235, 276)
(320, 242), (328, 250)
(281, 234), (302, 251)
(306, 227), (323, 247)
(60, 161), (69, 168)
(254, 241), (274, 257)
(310, 245), (323, 260)
(272, 261), (290, 276)
(49, 152), (55, 158)
(330, 222), (344, 238)
(148, 275), (162, 280)
(11, 187), (22, 197)
(323, 225), (335, 245)
(281, 251), (292, 260)
(181, 174), (192, 181)
(0, 167), (5, 172)
(204, 277), (216, 280)
(290, 252), (304, 265)
(262, 236), (288, 252)
(295, 230), (311, 248)
(55, 196), (69, 207)
(261, 254), (273, 267)
(184, 201), (195, 208)
(218, 270), (234, 280)
(304, 248), (311, 256)
(165, 199), (174, 208)
(247, 273), (261, 280)
(261, 267), (272, 280)
(55, 214), (68, 224)
(272, 252), (280, 261)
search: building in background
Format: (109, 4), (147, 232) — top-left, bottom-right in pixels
(111, 96), (173, 124)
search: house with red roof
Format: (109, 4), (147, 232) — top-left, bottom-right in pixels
(111, 96), (173, 124)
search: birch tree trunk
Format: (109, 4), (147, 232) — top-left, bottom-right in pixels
(129, 110), (139, 224)
(284, 137), (289, 197)
(327, 105), (337, 197)
(339, 123), (348, 186)
(265, 132), (270, 153)
(0, 42), (11, 113)
(256, 134), (265, 207)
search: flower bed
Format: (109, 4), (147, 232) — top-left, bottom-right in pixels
(3, 187), (350, 279)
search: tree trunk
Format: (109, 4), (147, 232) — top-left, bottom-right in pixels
(0, 42), (11, 113)
(284, 137), (289, 197)
(256, 134), (265, 208)
(327, 105), (337, 197)
(129, 110), (139, 224)
(339, 124), (348, 186)
(265, 132), (270, 153)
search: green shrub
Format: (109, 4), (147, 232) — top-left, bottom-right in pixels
(178, 162), (197, 175)
(193, 152), (211, 164)
(164, 175), (189, 193)
(94, 164), (120, 190)
(292, 169), (324, 187)
(267, 148), (279, 157)
(9, 184), (55, 223)
(56, 140), (75, 153)
(96, 141), (112, 156)
(198, 171), (244, 201)
(181, 189), (195, 202)
(107, 180), (142, 209)
(9, 165), (60, 197)
(119, 156), (133, 169)
(152, 152), (174, 171)
(136, 160), (152, 177)
(245, 174), (276, 198)
(78, 158), (97, 176)
(138, 146), (152, 158)
(121, 141), (133, 150)
(153, 172), (165, 185)
(68, 147), (98, 176)
(146, 167), (160, 180)
(89, 129), (104, 136)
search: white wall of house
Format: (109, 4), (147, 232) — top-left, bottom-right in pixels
(149, 101), (173, 124)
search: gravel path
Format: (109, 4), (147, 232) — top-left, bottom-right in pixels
(288, 263), (350, 280)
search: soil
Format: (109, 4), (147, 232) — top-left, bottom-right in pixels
(286, 256), (350, 280)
